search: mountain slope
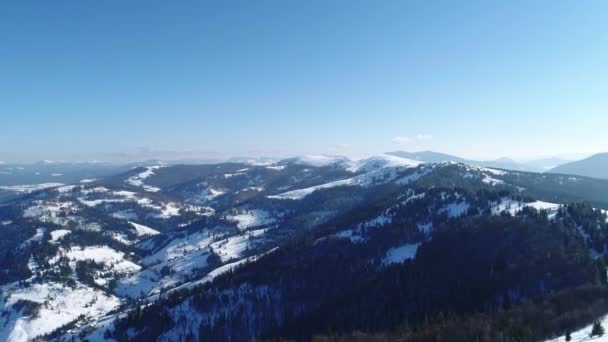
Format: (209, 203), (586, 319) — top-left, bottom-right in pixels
(387, 151), (574, 172)
(1, 156), (608, 341)
(550, 153), (608, 180)
(386, 150), (471, 164)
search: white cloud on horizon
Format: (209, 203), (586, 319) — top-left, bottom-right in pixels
(392, 134), (433, 144)
(415, 133), (433, 141)
(391, 136), (411, 144)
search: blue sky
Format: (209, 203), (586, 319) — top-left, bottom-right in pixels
(1, 1), (606, 163)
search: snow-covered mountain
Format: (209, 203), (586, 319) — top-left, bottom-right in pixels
(387, 150), (574, 172)
(1, 155), (608, 341)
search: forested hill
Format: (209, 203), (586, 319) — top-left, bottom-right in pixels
(1, 155), (608, 341)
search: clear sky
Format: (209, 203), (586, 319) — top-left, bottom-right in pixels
(1, 1), (607, 163)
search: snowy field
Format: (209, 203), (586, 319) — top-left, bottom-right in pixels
(382, 243), (420, 265)
(545, 315), (608, 341)
(51, 246), (141, 274)
(269, 156), (423, 200)
(125, 166), (164, 192)
(0, 282), (120, 342)
(227, 210), (276, 230)
(0, 183), (64, 194)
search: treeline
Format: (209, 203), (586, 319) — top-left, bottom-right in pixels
(311, 285), (608, 342)
(109, 210), (607, 341)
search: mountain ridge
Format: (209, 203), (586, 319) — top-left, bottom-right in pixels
(387, 150), (574, 172)
(549, 153), (608, 180)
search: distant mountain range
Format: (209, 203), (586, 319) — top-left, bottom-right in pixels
(386, 151), (572, 172)
(550, 153), (608, 180)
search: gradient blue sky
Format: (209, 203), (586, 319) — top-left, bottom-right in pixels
(1, 1), (606, 163)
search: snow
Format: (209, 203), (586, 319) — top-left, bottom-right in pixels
(125, 166), (163, 192)
(327, 210), (399, 243)
(79, 179), (96, 183)
(78, 188), (139, 207)
(151, 202), (181, 219)
(23, 201), (79, 226)
(492, 198), (524, 215)
(347, 154), (422, 173)
(56, 185), (78, 193)
(51, 173), (63, 177)
(291, 155), (349, 168)
(0, 282), (120, 342)
(203, 188), (224, 200)
(129, 221), (160, 236)
(545, 315), (608, 341)
(403, 192), (426, 204)
(418, 222), (433, 234)
(268, 185), (328, 200)
(113, 190), (138, 199)
(205, 257), (254, 279)
(527, 200), (561, 212)
(396, 169), (430, 185)
(358, 212), (393, 229)
(187, 187), (224, 204)
(1, 220), (14, 226)
(482, 174), (505, 185)
(21, 228), (46, 247)
(78, 191), (170, 216)
(266, 165), (286, 171)
(382, 243), (420, 265)
(109, 232), (134, 245)
(269, 161), (423, 200)
(115, 249), (210, 299)
(224, 173), (246, 179)
(0, 183), (64, 194)
(141, 230), (214, 266)
(51, 246), (141, 274)
(493, 199), (561, 219)
(480, 167), (507, 176)
(116, 230), (222, 298)
(112, 210), (138, 220)
(78, 190), (179, 219)
(227, 210), (276, 230)
(49, 229), (71, 243)
(441, 202), (470, 218)
(165, 247), (279, 296)
(79, 198), (129, 207)
(332, 229), (365, 243)
(81, 187), (110, 194)
(210, 229), (267, 262)
(241, 186), (263, 192)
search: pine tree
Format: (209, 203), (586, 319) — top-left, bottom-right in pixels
(591, 321), (604, 337)
(565, 331), (571, 341)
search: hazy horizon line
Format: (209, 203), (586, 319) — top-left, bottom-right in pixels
(0, 149), (596, 166)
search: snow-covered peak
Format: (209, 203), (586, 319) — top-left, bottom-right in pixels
(0, 183), (65, 194)
(229, 157), (278, 166)
(347, 154), (422, 173)
(282, 155), (351, 168)
(125, 166), (165, 192)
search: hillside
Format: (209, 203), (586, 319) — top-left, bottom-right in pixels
(550, 153), (608, 180)
(0, 156), (608, 341)
(387, 150), (572, 172)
